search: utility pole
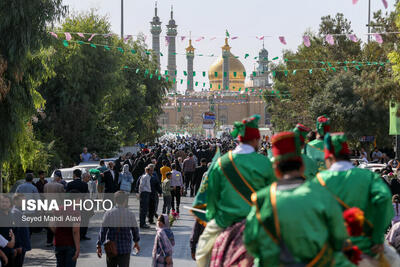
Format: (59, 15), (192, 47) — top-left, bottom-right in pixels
(368, 0), (371, 43)
(121, 0), (124, 39)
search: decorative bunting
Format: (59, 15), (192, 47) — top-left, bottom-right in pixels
(374, 33), (383, 44)
(303, 36), (311, 47)
(231, 36), (239, 40)
(382, 0), (388, 9)
(50, 32), (58, 39)
(279, 36), (287, 45)
(124, 35), (132, 42)
(64, 32), (72, 41)
(348, 34), (358, 42)
(88, 33), (96, 42)
(77, 33), (85, 38)
(181, 36), (186, 42)
(195, 36), (205, 42)
(165, 36), (170, 46)
(326, 34), (334, 45)
(210, 37), (217, 41)
(63, 40), (69, 47)
(256, 35), (264, 40)
(352, 0), (358, 4)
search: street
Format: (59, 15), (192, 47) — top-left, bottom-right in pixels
(24, 196), (197, 267)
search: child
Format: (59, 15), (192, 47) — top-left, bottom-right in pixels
(162, 172), (172, 215)
(152, 215), (175, 267)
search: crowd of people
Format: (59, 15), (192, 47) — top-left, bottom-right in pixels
(4, 113), (400, 267)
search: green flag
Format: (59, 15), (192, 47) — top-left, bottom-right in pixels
(225, 30), (230, 38)
(390, 101), (400, 135)
(192, 148), (220, 225)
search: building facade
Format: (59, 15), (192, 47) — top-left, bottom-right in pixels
(152, 6), (272, 133)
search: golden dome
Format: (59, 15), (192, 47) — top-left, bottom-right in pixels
(208, 39), (246, 91)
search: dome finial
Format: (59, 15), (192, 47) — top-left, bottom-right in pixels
(171, 5), (173, 19)
(155, 1), (158, 16)
(222, 37), (230, 52)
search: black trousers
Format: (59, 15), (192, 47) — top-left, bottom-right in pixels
(184, 172), (194, 192)
(139, 192), (150, 227)
(148, 193), (157, 223)
(47, 227), (54, 243)
(106, 253), (130, 267)
(171, 187), (181, 213)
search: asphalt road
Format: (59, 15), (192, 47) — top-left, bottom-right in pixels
(24, 196), (197, 267)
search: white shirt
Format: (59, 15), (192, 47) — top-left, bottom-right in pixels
(329, 161), (354, 172)
(0, 234), (7, 248)
(232, 144), (255, 154)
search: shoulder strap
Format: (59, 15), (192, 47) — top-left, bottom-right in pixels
(270, 181), (334, 267)
(270, 182), (281, 239)
(316, 173), (373, 228)
(218, 151), (255, 205)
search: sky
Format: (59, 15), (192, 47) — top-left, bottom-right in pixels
(62, 0), (397, 92)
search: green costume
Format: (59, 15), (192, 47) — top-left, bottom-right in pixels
(245, 181), (354, 267)
(205, 115), (276, 228)
(305, 139), (326, 171)
(302, 153), (318, 180)
(315, 168), (393, 255)
(305, 115), (331, 171)
(314, 132), (393, 255)
(270, 153), (317, 181)
(206, 150), (276, 228)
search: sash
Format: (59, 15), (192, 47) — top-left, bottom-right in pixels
(218, 151), (255, 206)
(254, 182), (334, 267)
(316, 173), (373, 229)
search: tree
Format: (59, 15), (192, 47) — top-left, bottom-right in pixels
(0, 0), (66, 191)
(265, 11), (398, 147)
(35, 12), (167, 166)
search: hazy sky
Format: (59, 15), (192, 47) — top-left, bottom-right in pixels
(63, 0), (397, 91)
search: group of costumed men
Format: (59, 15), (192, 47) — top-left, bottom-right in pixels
(191, 114), (400, 267)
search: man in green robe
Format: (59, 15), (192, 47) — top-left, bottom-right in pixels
(305, 115), (330, 171)
(245, 131), (355, 267)
(314, 133), (394, 261)
(293, 123), (318, 180)
(196, 114), (276, 266)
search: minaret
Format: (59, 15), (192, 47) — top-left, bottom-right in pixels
(222, 38), (231, 91)
(257, 41), (269, 85)
(150, 1), (162, 69)
(167, 5), (178, 92)
(186, 37), (195, 94)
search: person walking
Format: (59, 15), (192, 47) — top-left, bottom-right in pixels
(16, 173), (39, 194)
(34, 170), (48, 193)
(0, 195), (16, 267)
(192, 158), (208, 197)
(160, 160), (172, 183)
(103, 162), (119, 194)
(162, 173), (172, 215)
(139, 166), (152, 229)
(170, 164), (183, 214)
(152, 215), (175, 267)
(50, 189), (81, 267)
(97, 191), (140, 267)
(148, 164), (162, 225)
(66, 169), (89, 193)
(118, 164), (133, 193)
(44, 175), (65, 247)
(11, 194), (30, 267)
(182, 153), (196, 196)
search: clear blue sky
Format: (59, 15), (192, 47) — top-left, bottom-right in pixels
(63, 0), (397, 91)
